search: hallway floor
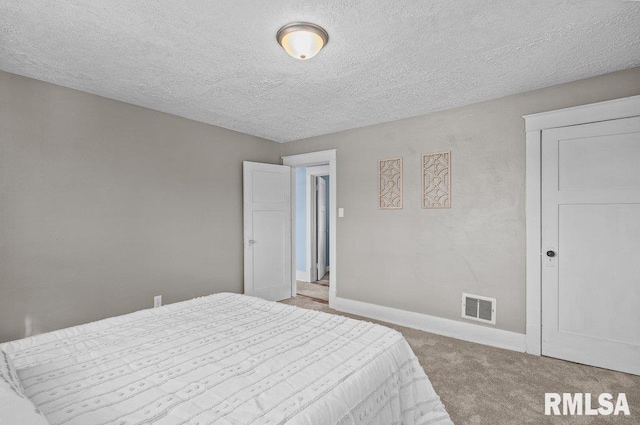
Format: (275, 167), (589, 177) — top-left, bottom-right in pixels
(296, 272), (329, 303)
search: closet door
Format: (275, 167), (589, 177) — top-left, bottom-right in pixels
(541, 116), (640, 375)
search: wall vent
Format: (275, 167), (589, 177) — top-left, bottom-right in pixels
(461, 293), (496, 325)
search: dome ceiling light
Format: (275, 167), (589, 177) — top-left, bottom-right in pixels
(276, 22), (329, 60)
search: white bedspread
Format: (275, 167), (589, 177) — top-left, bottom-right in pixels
(1, 293), (452, 425)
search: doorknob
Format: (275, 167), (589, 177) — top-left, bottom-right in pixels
(546, 250), (556, 257)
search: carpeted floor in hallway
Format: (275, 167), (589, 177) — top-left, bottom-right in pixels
(281, 296), (639, 425)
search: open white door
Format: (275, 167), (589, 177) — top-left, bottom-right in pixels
(243, 161), (292, 301)
(541, 116), (640, 375)
(316, 177), (327, 279)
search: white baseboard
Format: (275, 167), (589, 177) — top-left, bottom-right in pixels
(526, 324), (541, 355)
(296, 270), (311, 282)
(332, 296), (526, 352)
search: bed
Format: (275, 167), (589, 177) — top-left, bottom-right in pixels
(0, 293), (452, 425)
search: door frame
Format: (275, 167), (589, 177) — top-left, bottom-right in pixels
(282, 150), (337, 305)
(306, 165), (330, 283)
(522, 95), (640, 355)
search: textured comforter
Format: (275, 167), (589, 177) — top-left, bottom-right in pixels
(1, 293), (452, 425)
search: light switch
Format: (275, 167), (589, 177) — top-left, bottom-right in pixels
(338, 208), (344, 218)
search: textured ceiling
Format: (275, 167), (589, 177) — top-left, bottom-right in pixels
(1, 1), (639, 142)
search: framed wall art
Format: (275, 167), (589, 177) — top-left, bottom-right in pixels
(378, 157), (403, 209)
(422, 151), (451, 208)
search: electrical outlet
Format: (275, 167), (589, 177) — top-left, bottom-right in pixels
(154, 295), (162, 308)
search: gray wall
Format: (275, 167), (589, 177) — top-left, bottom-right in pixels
(2, 67), (639, 342)
(0, 71), (281, 343)
(281, 67), (640, 334)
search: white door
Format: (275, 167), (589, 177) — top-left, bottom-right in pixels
(541, 116), (640, 375)
(316, 177), (327, 279)
(243, 161), (292, 301)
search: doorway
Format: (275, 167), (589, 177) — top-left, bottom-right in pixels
(282, 149), (337, 306)
(294, 165), (330, 303)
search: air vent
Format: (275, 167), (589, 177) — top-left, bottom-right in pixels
(461, 293), (496, 325)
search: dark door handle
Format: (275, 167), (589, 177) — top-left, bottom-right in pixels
(546, 250), (556, 258)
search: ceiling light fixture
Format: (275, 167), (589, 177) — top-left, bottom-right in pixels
(276, 22), (328, 60)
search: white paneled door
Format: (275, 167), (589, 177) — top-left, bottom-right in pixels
(243, 162), (292, 301)
(316, 176), (327, 279)
(541, 116), (640, 375)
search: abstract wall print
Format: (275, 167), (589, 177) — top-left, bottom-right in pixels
(422, 151), (451, 208)
(378, 157), (403, 209)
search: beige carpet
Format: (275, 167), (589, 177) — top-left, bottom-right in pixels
(282, 296), (640, 425)
(296, 281), (329, 303)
